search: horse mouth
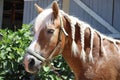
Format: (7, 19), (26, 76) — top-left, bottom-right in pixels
(23, 53), (43, 74)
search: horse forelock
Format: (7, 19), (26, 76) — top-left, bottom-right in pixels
(34, 9), (54, 34)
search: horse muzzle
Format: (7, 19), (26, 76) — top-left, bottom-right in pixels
(23, 53), (43, 74)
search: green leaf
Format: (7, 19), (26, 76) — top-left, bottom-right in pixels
(43, 66), (50, 72)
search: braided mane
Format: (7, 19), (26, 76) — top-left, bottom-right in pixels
(60, 10), (120, 62)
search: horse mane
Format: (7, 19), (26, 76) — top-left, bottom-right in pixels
(60, 10), (120, 63)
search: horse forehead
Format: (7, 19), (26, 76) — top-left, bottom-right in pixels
(34, 9), (53, 33)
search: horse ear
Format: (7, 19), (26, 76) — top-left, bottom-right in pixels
(52, 1), (59, 18)
(34, 3), (43, 13)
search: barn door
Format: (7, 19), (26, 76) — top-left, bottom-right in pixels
(2, 0), (24, 31)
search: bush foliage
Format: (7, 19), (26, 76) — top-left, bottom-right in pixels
(0, 24), (74, 80)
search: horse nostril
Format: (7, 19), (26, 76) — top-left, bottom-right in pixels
(29, 58), (35, 67)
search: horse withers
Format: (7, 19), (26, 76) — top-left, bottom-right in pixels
(23, 1), (120, 80)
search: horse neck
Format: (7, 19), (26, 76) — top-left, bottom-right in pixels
(61, 16), (103, 79)
(60, 13), (120, 79)
(60, 17), (84, 78)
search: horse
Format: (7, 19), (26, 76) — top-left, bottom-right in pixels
(23, 1), (120, 80)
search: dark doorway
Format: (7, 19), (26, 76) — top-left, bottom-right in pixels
(2, 0), (24, 31)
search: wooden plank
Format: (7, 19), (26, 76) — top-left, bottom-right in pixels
(73, 0), (120, 34)
(0, 0), (3, 28)
(113, 0), (120, 32)
(62, 0), (70, 14)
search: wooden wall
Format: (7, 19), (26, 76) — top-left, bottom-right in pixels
(113, 0), (120, 32)
(23, 0), (62, 24)
(69, 0), (120, 38)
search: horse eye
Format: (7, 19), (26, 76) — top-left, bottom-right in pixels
(47, 29), (54, 34)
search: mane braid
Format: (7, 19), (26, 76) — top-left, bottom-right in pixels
(89, 28), (94, 63)
(80, 23), (87, 62)
(70, 16), (79, 56)
(97, 31), (107, 58)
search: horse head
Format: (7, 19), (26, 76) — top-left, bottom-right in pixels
(23, 1), (67, 74)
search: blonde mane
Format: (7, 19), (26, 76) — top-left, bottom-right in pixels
(60, 10), (120, 62)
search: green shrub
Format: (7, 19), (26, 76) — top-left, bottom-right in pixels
(0, 24), (74, 80)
